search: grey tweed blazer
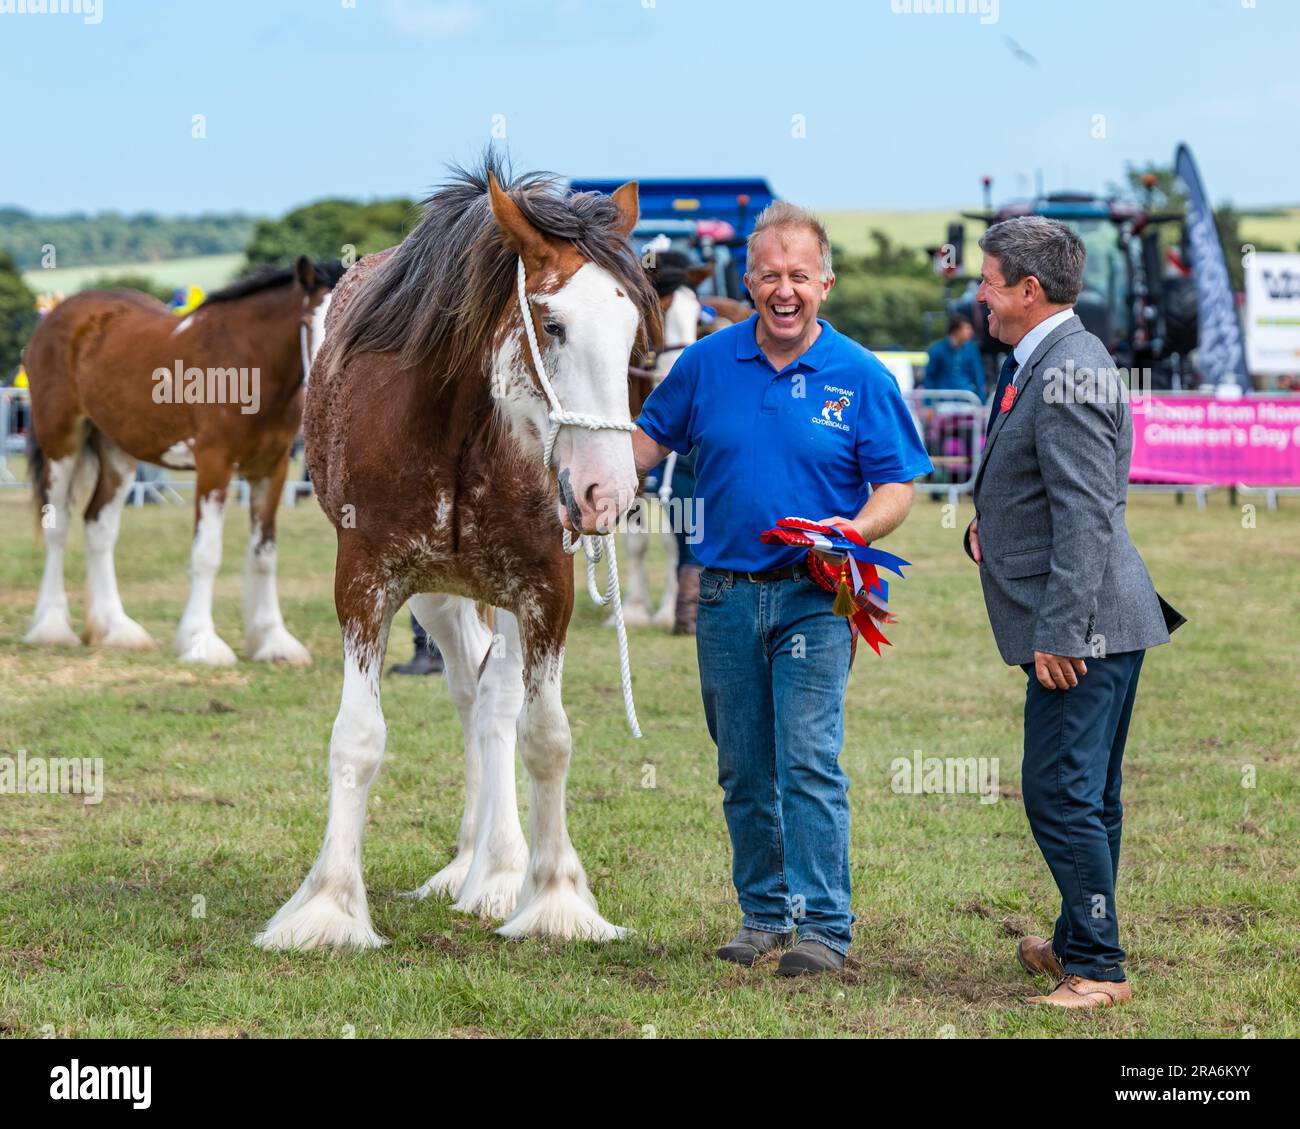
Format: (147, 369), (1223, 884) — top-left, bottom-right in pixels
(964, 315), (1170, 665)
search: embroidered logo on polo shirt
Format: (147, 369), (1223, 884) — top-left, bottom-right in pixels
(813, 386), (853, 432)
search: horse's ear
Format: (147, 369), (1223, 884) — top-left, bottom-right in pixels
(294, 255), (318, 291)
(687, 263), (713, 289)
(609, 181), (640, 241)
(488, 171), (549, 261)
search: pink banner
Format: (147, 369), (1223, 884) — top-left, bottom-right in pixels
(1129, 396), (1300, 486)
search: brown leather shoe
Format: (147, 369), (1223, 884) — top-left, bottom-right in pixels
(1016, 935), (1065, 981)
(1027, 974), (1132, 1009)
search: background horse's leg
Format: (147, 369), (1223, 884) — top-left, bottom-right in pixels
(450, 607), (529, 918)
(610, 498), (651, 628)
(498, 605), (626, 941)
(175, 451), (237, 665)
(404, 593), (503, 904)
(82, 434), (154, 649)
(243, 453), (311, 664)
(256, 566), (392, 950)
(652, 520), (680, 629)
(25, 448), (85, 647)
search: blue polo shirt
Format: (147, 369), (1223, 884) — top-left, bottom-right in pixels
(637, 315), (932, 572)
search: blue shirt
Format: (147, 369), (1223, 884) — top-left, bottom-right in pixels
(924, 336), (984, 397)
(637, 315), (932, 572)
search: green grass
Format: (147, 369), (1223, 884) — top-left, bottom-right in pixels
(1, 485), (1297, 1038)
(21, 253), (245, 299)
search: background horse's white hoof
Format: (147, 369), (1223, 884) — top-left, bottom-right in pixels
(24, 610), (82, 647)
(651, 604), (676, 629)
(247, 625), (311, 665)
(176, 629), (238, 666)
(617, 605), (652, 628)
(452, 864), (527, 920)
(497, 885), (628, 941)
(254, 894), (387, 951)
(86, 614), (155, 650)
(404, 852), (474, 901)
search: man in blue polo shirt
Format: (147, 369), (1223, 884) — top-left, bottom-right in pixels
(632, 202), (932, 976)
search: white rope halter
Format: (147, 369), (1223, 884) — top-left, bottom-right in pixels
(515, 257), (642, 739)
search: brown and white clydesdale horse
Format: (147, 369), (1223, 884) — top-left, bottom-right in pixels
(255, 158), (660, 950)
(23, 259), (342, 664)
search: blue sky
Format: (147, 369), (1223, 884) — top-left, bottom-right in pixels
(4, 0), (1297, 215)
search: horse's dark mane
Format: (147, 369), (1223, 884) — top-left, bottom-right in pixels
(202, 260), (346, 307)
(329, 149), (660, 380)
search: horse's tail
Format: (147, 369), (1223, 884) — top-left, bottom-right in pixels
(27, 429), (47, 533)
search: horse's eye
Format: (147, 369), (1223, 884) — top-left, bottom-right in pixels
(544, 321), (565, 340)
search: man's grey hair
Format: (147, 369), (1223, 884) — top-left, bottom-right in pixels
(978, 216), (1086, 305)
(746, 201), (834, 281)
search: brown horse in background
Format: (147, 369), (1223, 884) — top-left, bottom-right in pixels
(255, 156), (660, 949)
(23, 258), (342, 664)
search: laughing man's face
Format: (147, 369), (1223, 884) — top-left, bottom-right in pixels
(745, 226), (833, 349)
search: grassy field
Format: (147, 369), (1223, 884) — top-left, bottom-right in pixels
(21, 253), (245, 299)
(0, 482), (1297, 1039)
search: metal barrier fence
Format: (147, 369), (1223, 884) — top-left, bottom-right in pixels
(906, 388), (988, 503)
(0, 387), (311, 507)
(4, 384), (1296, 508)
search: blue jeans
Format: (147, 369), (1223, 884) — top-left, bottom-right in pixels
(1020, 649), (1145, 982)
(696, 567), (855, 955)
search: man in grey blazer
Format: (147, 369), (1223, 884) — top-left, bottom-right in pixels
(964, 217), (1178, 1009)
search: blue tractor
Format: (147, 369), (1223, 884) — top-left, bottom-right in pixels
(568, 177), (777, 301)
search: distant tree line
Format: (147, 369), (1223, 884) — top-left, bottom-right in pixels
(0, 207), (256, 270)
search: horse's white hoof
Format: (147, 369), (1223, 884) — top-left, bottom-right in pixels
(247, 625), (311, 665)
(651, 605), (676, 630)
(404, 853), (474, 901)
(24, 610), (82, 647)
(497, 885), (628, 941)
(85, 614), (155, 650)
(176, 629), (238, 666)
(254, 894), (387, 951)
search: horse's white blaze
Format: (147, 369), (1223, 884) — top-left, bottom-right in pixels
(659, 285), (702, 371)
(541, 262), (640, 527)
(25, 454), (82, 647)
(450, 607), (529, 918)
(243, 509), (310, 665)
(83, 440), (153, 649)
(498, 639), (627, 941)
(175, 491), (237, 665)
(255, 636), (387, 950)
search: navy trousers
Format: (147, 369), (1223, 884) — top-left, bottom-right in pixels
(1020, 649), (1145, 982)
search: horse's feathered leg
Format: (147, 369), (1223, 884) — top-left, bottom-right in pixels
(256, 554), (392, 950)
(25, 448), (85, 647)
(405, 593), (526, 909)
(498, 601), (627, 941)
(447, 606), (529, 918)
(243, 453), (311, 664)
(175, 449), (237, 665)
(82, 434), (154, 649)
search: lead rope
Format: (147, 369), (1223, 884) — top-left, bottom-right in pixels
(515, 258), (642, 738)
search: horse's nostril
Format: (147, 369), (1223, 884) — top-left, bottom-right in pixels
(584, 483), (598, 510)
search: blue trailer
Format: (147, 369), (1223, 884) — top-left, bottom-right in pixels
(568, 176), (778, 300)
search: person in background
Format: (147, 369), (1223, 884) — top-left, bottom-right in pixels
(922, 313), (984, 399)
(389, 612), (445, 676)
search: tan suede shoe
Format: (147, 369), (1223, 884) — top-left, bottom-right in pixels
(1016, 935), (1065, 981)
(1027, 974), (1132, 1009)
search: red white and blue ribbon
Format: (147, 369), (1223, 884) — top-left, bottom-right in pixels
(758, 517), (911, 659)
